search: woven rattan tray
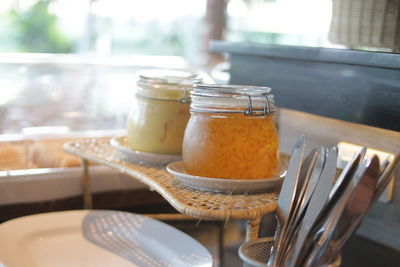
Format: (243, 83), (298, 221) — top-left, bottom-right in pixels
(64, 139), (286, 240)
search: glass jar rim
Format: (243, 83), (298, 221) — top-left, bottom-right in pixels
(192, 84), (272, 97)
(137, 69), (202, 86)
(135, 69), (202, 102)
(190, 84), (276, 116)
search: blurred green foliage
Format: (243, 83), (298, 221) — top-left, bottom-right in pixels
(0, 0), (189, 55)
(6, 0), (73, 53)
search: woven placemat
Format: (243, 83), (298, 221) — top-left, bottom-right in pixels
(64, 139), (283, 221)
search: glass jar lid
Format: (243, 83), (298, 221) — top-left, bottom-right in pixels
(190, 84), (276, 116)
(136, 69), (202, 102)
(138, 69), (202, 86)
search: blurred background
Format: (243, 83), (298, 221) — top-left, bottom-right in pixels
(0, 0), (355, 197)
(0, 0), (338, 64)
(1, 0), (398, 135)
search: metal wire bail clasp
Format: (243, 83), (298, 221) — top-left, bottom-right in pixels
(264, 95), (271, 115)
(244, 94), (253, 115)
(244, 94), (272, 116)
(179, 87), (191, 104)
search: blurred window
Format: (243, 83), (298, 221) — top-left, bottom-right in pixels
(226, 0), (335, 48)
(225, 0), (399, 52)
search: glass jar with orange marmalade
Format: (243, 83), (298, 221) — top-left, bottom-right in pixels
(182, 84), (279, 180)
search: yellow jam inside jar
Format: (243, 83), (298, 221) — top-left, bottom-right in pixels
(183, 113), (279, 180)
(126, 69), (202, 155)
(127, 97), (190, 154)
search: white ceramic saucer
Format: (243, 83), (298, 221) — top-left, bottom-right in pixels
(110, 136), (181, 165)
(167, 161), (285, 193)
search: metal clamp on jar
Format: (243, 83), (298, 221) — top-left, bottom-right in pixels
(127, 69), (202, 155)
(183, 84), (279, 180)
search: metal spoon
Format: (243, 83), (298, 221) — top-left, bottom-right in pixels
(304, 155), (379, 267)
(284, 147), (337, 267)
(279, 147), (326, 266)
(310, 147), (367, 235)
(295, 147), (366, 266)
(317, 155), (380, 265)
(268, 135), (306, 267)
(372, 154), (400, 203)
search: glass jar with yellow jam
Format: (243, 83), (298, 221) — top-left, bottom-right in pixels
(183, 84), (279, 180)
(127, 69), (202, 155)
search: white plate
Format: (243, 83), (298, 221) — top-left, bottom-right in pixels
(0, 210), (212, 267)
(110, 136), (181, 165)
(167, 161), (285, 193)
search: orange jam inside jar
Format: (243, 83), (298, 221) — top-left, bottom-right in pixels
(183, 84), (279, 180)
